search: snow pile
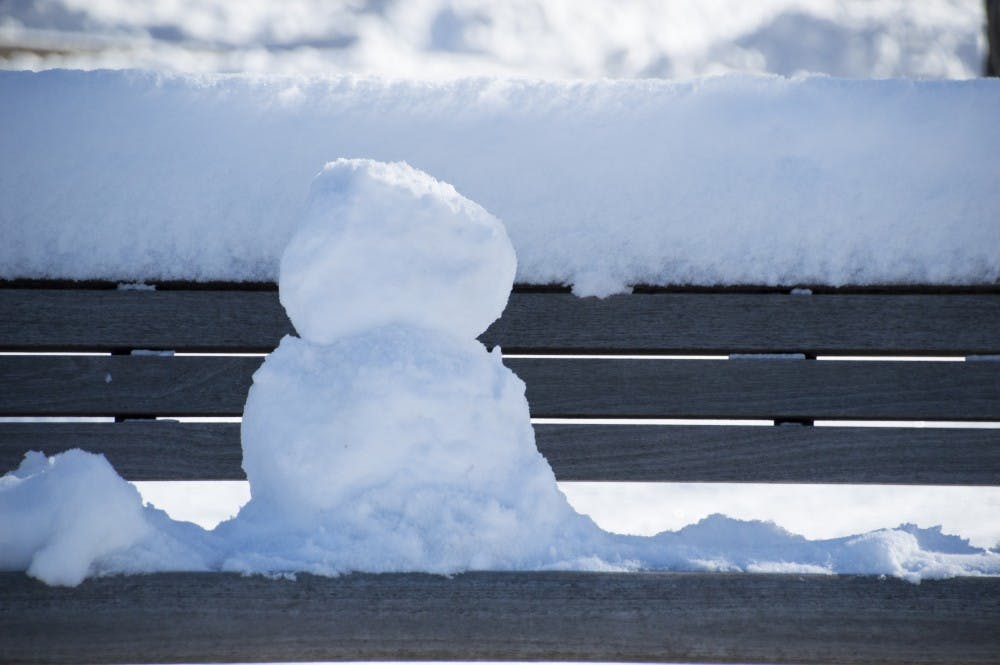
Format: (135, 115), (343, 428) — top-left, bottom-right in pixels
(0, 0), (985, 79)
(4, 446), (999, 585)
(2, 70), (999, 295)
(2, 160), (999, 585)
(638, 514), (1000, 582)
(225, 330), (607, 574)
(0, 450), (150, 586)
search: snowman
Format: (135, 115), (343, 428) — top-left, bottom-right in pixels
(222, 159), (610, 574)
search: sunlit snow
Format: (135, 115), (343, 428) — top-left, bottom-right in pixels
(2, 161), (997, 586)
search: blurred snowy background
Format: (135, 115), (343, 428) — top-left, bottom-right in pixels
(0, 0), (989, 78)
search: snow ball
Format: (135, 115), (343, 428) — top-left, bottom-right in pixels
(280, 159), (516, 343)
(0, 450), (150, 586)
(241, 327), (549, 518)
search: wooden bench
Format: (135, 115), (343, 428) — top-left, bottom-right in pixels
(2, 281), (999, 665)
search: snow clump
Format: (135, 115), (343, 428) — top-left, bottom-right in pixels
(0, 451), (150, 586)
(280, 159), (516, 343)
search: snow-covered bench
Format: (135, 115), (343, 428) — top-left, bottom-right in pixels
(2, 280), (999, 664)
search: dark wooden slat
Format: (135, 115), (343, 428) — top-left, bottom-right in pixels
(0, 422), (243, 480)
(1, 356), (998, 420)
(511, 357), (1000, 421)
(3, 289), (1000, 354)
(0, 289), (293, 352)
(487, 292), (1000, 355)
(536, 423), (1000, 484)
(0, 355), (260, 416)
(3, 421), (999, 485)
(1, 571), (997, 664)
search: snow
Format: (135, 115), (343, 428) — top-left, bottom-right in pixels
(2, 161), (998, 586)
(229, 161), (601, 573)
(0, 450), (150, 586)
(231, 329), (602, 574)
(2, 4), (998, 588)
(280, 159), (515, 343)
(134, 478), (1000, 551)
(4, 449), (999, 586)
(0, 0), (986, 80)
(2, 70), (999, 295)
(562, 481), (1000, 550)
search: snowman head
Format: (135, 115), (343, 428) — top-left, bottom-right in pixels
(280, 159), (517, 344)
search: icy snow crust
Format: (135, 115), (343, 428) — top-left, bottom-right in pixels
(2, 159), (999, 586)
(2, 70), (999, 295)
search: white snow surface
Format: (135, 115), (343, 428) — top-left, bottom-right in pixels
(3, 449), (999, 585)
(0, 0), (986, 80)
(0, 450), (150, 586)
(281, 160), (515, 342)
(2, 70), (999, 295)
(2, 160), (999, 586)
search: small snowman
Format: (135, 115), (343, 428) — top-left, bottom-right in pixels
(224, 159), (608, 574)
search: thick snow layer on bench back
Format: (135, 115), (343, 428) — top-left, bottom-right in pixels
(2, 70), (998, 295)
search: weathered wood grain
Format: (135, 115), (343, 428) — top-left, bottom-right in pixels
(0, 355), (260, 416)
(535, 423), (1000, 484)
(487, 291), (1000, 355)
(0, 288), (292, 352)
(3, 421), (998, 485)
(0, 422), (243, 480)
(509, 357), (1000, 420)
(1, 571), (997, 665)
(1, 355), (998, 420)
(3, 289), (999, 354)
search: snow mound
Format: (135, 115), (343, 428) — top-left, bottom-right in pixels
(2, 71), (998, 294)
(228, 327), (607, 573)
(0, 450), (150, 586)
(2, 449), (999, 585)
(280, 160), (515, 343)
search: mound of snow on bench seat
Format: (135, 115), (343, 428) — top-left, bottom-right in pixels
(2, 159), (999, 586)
(2, 70), (998, 295)
(3, 448), (999, 585)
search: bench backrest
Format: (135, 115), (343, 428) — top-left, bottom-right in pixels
(2, 284), (998, 484)
(1, 281), (999, 665)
